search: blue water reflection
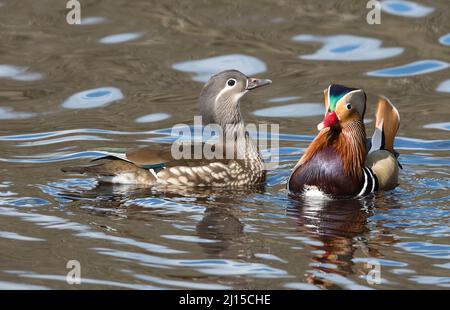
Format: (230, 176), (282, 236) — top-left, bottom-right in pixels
(269, 96), (302, 103)
(94, 247), (289, 278)
(381, 0), (434, 18)
(0, 197), (50, 208)
(172, 54), (267, 82)
(62, 87), (124, 109)
(0, 107), (36, 120)
(439, 33), (450, 46)
(367, 60), (450, 77)
(0, 231), (44, 242)
(99, 32), (144, 44)
(424, 122), (450, 131)
(135, 113), (171, 123)
(397, 242), (450, 259)
(436, 79), (450, 93)
(0, 64), (43, 81)
(253, 103), (323, 118)
(79, 16), (108, 26)
(292, 34), (403, 61)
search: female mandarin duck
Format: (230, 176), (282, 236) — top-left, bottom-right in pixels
(288, 84), (401, 198)
(62, 70), (272, 187)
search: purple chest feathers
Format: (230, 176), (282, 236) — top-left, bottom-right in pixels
(288, 147), (363, 198)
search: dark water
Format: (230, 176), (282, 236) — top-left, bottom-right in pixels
(0, 0), (449, 289)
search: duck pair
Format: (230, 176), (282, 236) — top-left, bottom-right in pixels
(62, 70), (401, 199)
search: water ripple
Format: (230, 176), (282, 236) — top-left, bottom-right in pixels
(125, 198), (206, 215)
(77, 231), (186, 254)
(396, 241), (450, 259)
(0, 151), (106, 163)
(424, 122), (450, 131)
(0, 231), (44, 241)
(292, 34), (403, 61)
(439, 33), (450, 46)
(436, 79), (450, 93)
(381, 0), (434, 18)
(0, 206), (184, 256)
(134, 274), (231, 289)
(95, 247), (289, 278)
(161, 235), (218, 244)
(0, 128), (156, 141)
(0, 281), (48, 290)
(395, 136), (450, 151)
(307, 270), (373, 290)
(79, 16), (108, 26)
(367, 60), (450, 77)
(62, 87), (124, 109)
(409, 275), (450, 288)
(352, 257), (408, 267)
(8, 271), (160, 289)
(0, 64), (43, 81)
(99, 32), (144, 44)
(172, 54), (267, 83)
(0, 197), (50, 208)
(0, 107), (36, 120)
(253, 103), (323, 118)
(16, 135), (111, 147)
(135, 113), (171, 123)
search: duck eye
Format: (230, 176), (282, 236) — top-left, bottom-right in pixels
(227, 79), (236, 87)
(346, 103), (352, 110)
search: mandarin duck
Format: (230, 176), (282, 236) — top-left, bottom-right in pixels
(288, 84), (401, 198)
(62, 70), (272, 187)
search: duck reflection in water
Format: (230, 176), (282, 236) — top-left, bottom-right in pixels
(196, 206), (245, 257)
(288, 195), (379, 289)
(55, 181), (256, 258)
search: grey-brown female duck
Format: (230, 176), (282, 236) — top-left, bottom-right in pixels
(62, 70), (272, 188)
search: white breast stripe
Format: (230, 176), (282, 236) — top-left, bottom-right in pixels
(368, 168), (376, 193)
(356, 168), (368, 197)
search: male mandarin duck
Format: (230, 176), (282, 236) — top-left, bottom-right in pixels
(62, 70), (272, 187)
(288, 84), (401, 198)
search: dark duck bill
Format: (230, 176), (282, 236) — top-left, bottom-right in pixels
(246, 77), (272, 90)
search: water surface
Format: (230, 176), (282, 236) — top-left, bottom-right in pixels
(0, 0), (449, 290)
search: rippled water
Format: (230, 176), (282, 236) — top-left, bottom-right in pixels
(0, 0), (449, 289)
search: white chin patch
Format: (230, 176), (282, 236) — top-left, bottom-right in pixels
(233, 91), (248, 102)
(317, 122), (325, 131)
(303, 185), (330, 199)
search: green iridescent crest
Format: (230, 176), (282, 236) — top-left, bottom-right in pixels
(328, 84), (358, 112)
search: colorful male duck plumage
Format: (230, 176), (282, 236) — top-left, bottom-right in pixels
(62, 70), (272, 188)
(288, 84), (400, 198)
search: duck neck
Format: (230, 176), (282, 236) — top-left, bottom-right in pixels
(221, 121), (262, 163)
(338, 119), (367, 180)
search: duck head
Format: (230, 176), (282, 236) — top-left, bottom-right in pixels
(318, 84), (367, 132)
(198, 70), (272, 126)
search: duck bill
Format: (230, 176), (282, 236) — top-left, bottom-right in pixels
(246, 78), (272, 90)
(323, 111), (339, 128)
